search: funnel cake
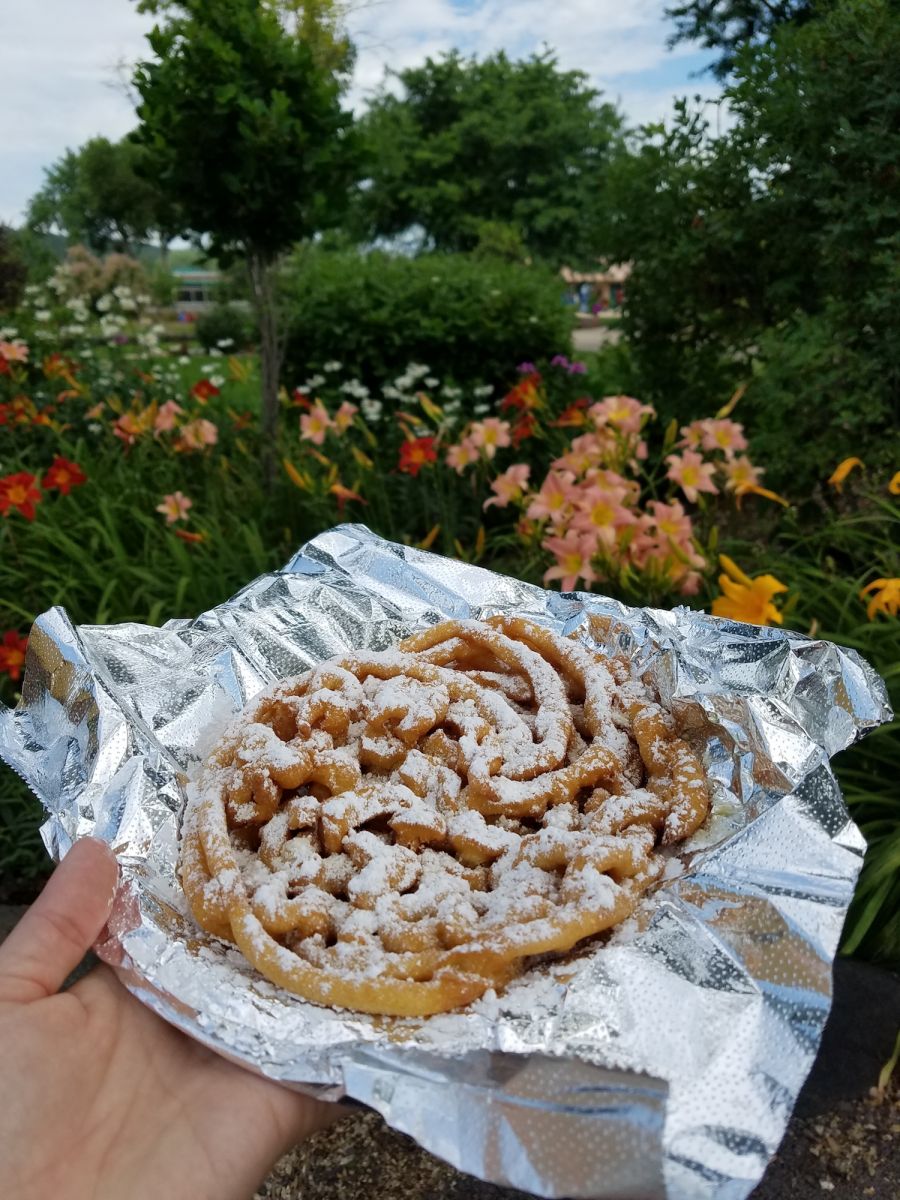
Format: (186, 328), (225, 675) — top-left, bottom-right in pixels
(181, 616), (709, 1016)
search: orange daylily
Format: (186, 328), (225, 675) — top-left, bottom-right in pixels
(329, 482), (366, 512)
(888, 471), (900, 496)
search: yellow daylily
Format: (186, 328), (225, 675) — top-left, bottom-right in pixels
(228, 355), (252, 383)
(735, 483), (790, 508)
(827, 457), (864, 492)
(418, 524), (441, 550)
(418, 393), (444, 423)
(888, 471), (900, 496)
(282, 458), (312, 491)
(715, 382), (747, 419)
(711, 555), (789, 626)
(859, 578), (900, 620)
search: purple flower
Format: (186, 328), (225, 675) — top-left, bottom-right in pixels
(550, 354), (570, 368)
(517, 361), (538, 374)
(568, 360), (587, 375)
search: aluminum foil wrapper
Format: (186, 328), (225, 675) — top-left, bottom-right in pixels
(0, 524), (891, 1200)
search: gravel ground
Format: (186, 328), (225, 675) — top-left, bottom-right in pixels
(1, 905), (896, 1199)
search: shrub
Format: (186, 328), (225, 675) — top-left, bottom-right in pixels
(280, 250), (574, 395)
(743, 306), (899, 496)
(195, 303), (255, 352)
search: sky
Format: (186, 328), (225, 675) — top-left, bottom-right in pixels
(0, 0), (723, 226)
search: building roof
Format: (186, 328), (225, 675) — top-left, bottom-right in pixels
(560, 263), (631, 285)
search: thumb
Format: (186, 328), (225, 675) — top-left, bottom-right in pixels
(0, 838), (118, 1005)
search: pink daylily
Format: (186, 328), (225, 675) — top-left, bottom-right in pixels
(699, 418), (748, 458)
(677, 420), (707, 450)
(484, 464), (530, 510)
(446, 437), (479, 474)
(552, 432), (613, 476)
(468, 417), (511, 459)
(665, 450), (719, 503)
(300, 400), (333, 445)
(177, 418), (218, 451)
(0, 340), (29, 364)
(542, 531), (598, 591)
(646, 499), (693, 544)
(570, 487), (634, 547)
(589, 395), (655, 434)
(154, 400), (184, 434)
(156, 491), (193, 525)
(333, 400), (358, 434)
(722, 455), (763, 491)
(526, 471), (577, 525)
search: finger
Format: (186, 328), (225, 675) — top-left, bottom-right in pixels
(0, 838), (118, 1004)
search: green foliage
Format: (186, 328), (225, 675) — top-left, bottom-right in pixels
(132, 0), (356, 265)
(0, 226), (27, 313)
(723, 497), (900, 961)
(611, 0), (900, 490)
(355, 50), (623, 266)
(665, 1), (813, 78)
(280, 250), (574, 393)
(195, 304), (255, 351)
(581, 339), (638, 399)
(26, 137), (175, 253)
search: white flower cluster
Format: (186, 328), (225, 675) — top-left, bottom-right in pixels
(360, 398), (383, 423)
(393, 362), (431, 390)
(340, 379), (370, 399)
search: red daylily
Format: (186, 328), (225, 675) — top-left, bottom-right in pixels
(191, 378), (221, 404)
(398, 436), (437, 477)
(554, 398), (591, 428)
(501, 376), (542, 412)
(511, 412), (538, 447)
(42, 456), (87, 495)
(0, 630), (28, 681)
(174, 528), (206, 544)
(0, 472), (42, 520)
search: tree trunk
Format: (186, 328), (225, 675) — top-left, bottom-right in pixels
(248, 252), (282, 490)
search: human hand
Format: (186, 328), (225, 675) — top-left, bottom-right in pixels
(0, 838), (341, 1200)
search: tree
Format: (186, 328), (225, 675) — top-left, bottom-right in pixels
(355, 51), (623, 266)
(132, 0), (357, 482)
(26, 137), (169, 254)
(665, 1), (814, 77)
(0, 227), (27, 312)
(608, 0), (900, 488)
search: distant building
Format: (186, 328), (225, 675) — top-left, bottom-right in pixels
(560, 263), (630, 313)
(173, 267), (221, 316)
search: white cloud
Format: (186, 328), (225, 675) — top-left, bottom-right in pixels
(0, 0), (722, 224)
